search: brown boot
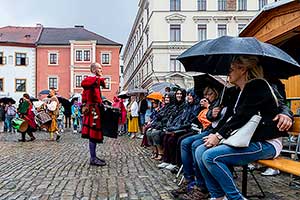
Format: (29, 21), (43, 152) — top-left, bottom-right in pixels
(178, 186), (209, 200)
(170, 181), (189, 198)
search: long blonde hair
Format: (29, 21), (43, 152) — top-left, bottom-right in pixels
(232, 55), (264, 82)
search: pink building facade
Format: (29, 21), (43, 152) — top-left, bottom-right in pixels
(36, 27), (122, 101)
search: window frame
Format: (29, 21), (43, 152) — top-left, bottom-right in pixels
(102, 76), (111, 91)
(101, 52), (111, 66)
(0, 52), (4, 65)
(75, 75), (83, 88)
(259, 0), (268, 10)
(198, 0), (206, 11)
(48, 52), (59, 65)
(198, 24), (207, 41)
(218, 0), (227, 11)
(15, 78), (26, 92)
(170, 24), (181, 42)
(15, 52), (27, 66)
(48, 76), (58, 89)
(170, 0), (181, 11)
(238, 0), (247, 11)
(170, 55), (182, 72)
(218, 24), (227, 37)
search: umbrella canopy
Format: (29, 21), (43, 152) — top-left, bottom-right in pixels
(193, 73), (229, 98)
(177, 36), (300, 79)
(0, 97), (16, 104)
(30, 96), (39, 102)
(149, 82), (180, 94)
(117, 91), (130, 99)
(39, 89), (50, 95)
(147, 92), (164, 102)
(127, 88), (148, 96)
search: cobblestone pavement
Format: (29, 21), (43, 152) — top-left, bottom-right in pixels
(0, 130), (299, 200)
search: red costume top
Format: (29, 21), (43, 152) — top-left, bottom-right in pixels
(81, 76), (105, 143)
(112, 96), (127, 125)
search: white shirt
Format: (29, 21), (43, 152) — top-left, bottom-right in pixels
(130, 101), (139, 117)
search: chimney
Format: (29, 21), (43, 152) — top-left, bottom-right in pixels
(36, 23), (43, 27)
(74, 25), (84, 28)
(24, 34), (31, 39)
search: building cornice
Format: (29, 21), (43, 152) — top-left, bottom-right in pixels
(165, 13), (186, 24)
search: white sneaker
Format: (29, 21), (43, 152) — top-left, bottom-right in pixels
(165, 164), (177, 170)
(157, 162), (170, 169)
(261, 168), (280, 176)
(248, 163), (256, 171)
(73, 130), (77, 134)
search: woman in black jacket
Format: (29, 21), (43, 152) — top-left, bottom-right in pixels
(194, 55), (293, 200)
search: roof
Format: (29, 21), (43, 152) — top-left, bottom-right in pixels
(37, 27), (122, 46)
(0, 26), (42, 44)
(239, 0), (295, 36)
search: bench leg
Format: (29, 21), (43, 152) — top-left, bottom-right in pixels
(241, 165), (265, 198)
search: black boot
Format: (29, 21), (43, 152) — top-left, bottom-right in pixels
(18, 132), (26, 142)
(28, 132), (36, 141)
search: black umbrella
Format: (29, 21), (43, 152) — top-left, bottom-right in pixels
(193, 73), (229, 98)
(117, 91), (130, 99)
(177, 36), (300, 79)
(0, 97), (16, 104)
(57, 96), (72, 110)
(30, 96), (39, 102)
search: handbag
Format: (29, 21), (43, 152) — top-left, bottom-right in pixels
(220, 114), (262, 147)
(220, 78), (277, 147)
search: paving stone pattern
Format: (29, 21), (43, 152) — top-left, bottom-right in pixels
(0, 130), (299, 200)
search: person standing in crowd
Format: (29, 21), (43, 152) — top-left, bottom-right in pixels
(71, 99), (81, 134)
(112, 96), (127, 135)
(17, 94), (37, 141)
(81, 62), (106, 166)
(5, 101), (17, 133)
(57, 103), (65, 133)
(128, 96), (139, 139)
(138, 93), (149, 137)
(47, 89), (60, 141)
(0, 103), (5, 133)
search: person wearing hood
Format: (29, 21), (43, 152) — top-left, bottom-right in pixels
(146, 92), (175, 159)
(158, 89), (200, 171)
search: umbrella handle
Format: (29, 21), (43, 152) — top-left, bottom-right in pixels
(218, 77), (229, 106)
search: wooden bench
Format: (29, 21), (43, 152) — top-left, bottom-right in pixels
(242, 117), (300, 198)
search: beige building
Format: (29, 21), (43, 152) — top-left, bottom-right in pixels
(123, 0), (276, 90)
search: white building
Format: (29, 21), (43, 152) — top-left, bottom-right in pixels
(0, 26), (42, 102)
(123, 0), (276, 90)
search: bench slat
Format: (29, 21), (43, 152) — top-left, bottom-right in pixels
(257, 157), (300, 176)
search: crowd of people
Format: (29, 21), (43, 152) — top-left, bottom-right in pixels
(0, 56), (295, 199)
(112, 55), (294, 200)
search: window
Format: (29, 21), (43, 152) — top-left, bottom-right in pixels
(103, 77), (111, 90)
(198, 24), (207, 41)
(170, 55), (181, 72)
(83, 50), (90, 61)
(49, 53), (58, 65)
(259, 0), (267, 10)
(48, 77), (58, 89)
(75, 75), (83, 88)
(198, 0), (206, 11)
(101, 53), (111, 65)
(170, 0), (181, 11)
(170, 24), (181, 41)
(0, 52), (5, 65)
(218, 0), (226, 11)
(0, 79), (3, 91)
(15, 53), (27, 66)
(15, 79), (26, 92)
(238, 0), (247, 10)
(218, 24), (227, 37)
(238, 24), (246, 33)
(75, 50), (82, 61)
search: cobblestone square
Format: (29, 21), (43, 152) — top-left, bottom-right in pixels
(0, 130), (299, 200)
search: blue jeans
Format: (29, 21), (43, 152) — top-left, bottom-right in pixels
(5, 115), (15, 132)
(195, 141), (276, 199)
(180, 130), (210, 187)
(139, 113), (145, 126)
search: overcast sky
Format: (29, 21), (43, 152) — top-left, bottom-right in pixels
(0, 0), (139, 47)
